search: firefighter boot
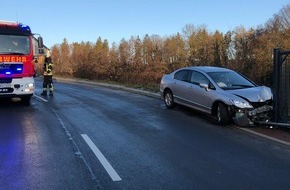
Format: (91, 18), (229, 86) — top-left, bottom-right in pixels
(49, 91), (53, 97)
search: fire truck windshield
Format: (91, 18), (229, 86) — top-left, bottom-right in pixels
(0, 34), (30, 55)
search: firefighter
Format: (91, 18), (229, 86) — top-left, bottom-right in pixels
(41, 49), (54, 96)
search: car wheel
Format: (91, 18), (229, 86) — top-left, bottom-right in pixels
(164, 90), (175, 109)
(216, 103), (228, 125)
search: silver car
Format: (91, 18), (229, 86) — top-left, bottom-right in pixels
(160, 66), (273, 126)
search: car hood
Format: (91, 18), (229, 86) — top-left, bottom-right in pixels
(228, 86), (272, 102)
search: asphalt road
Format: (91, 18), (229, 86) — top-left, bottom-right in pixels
(1, 78), (290, 190)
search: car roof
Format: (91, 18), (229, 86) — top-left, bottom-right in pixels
(183, 66), (233, 73)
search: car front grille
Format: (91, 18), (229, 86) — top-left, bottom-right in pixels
(250, 99), (272, 108)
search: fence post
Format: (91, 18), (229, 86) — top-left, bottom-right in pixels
(273, 48), (280, 122)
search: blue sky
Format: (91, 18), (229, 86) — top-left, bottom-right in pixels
(0, 0), (289, 48)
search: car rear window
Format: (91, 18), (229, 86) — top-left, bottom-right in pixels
(174, 70), (191, 82)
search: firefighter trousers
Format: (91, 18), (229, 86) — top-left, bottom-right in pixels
(42, 75), (54, 93)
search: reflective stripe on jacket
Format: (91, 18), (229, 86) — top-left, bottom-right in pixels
(43, 56), (53, 76)
(43, 63), (53, 76)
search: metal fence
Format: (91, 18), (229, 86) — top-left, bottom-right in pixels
(273, 48), (290, 123)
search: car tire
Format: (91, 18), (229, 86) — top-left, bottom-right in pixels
(164, 90), (175, 109)
(216, 103), (228, 125)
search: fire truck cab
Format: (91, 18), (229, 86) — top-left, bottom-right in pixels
(0, 20), (43, 104)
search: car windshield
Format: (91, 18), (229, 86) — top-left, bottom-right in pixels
(207, 71), (256, 90)
(0, 34), (30, 55)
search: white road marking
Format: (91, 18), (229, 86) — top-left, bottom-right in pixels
(81, 134), (122, 181)
(33, 94), (48, 102)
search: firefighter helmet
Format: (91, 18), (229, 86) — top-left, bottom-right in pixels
(45, 49), (51, 58)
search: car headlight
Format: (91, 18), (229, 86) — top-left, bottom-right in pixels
(24, 83), (34, 92)
(230, 99), (253, 109)
(25, 83), (34, 88)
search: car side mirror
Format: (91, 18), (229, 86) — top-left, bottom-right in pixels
(38, 36), (43, 48)
(200, 83), (209, 91)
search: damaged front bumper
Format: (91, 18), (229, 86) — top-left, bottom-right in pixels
(232, 105), (273, 127)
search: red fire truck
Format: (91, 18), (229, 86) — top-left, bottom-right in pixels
(0, 20), (43, 104)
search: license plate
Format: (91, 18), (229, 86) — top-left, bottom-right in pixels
(0, 83), (11, 88)
(249, 105), (272, 115)
(0, 88), (11, 93)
